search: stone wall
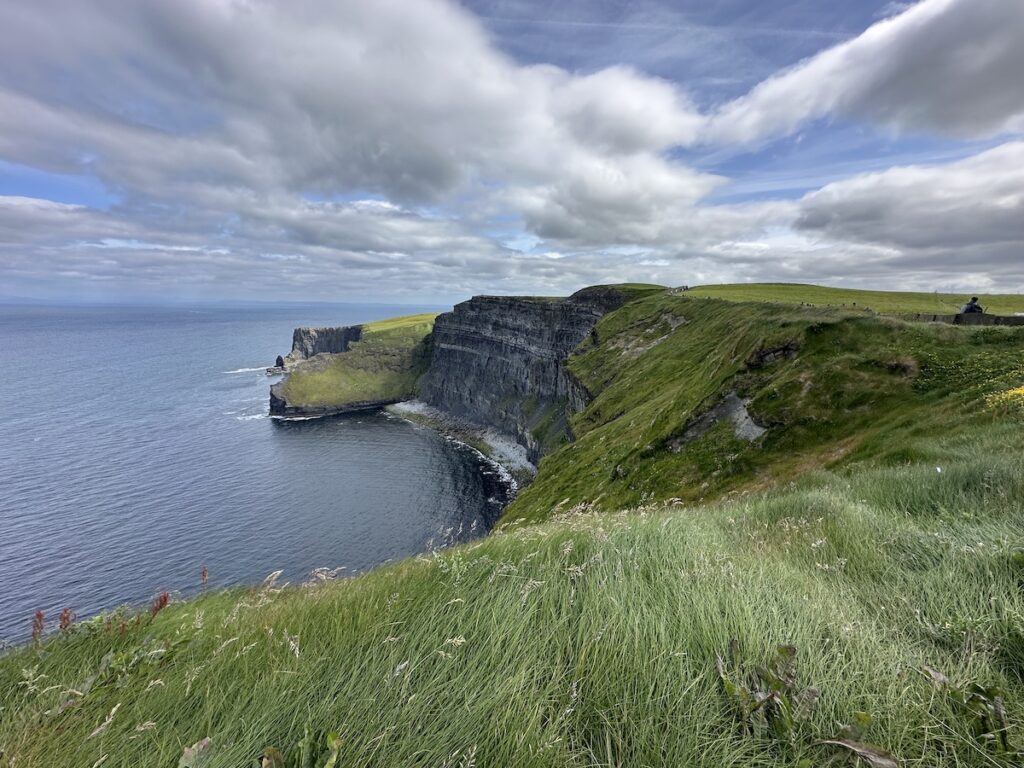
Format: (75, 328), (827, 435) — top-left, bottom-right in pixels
(902, 313), (1024, 327)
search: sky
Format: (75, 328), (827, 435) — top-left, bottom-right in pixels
(0, 0), (1022, 304)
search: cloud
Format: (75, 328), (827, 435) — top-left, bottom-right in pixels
(0, 0), (708, 209)
(1, 0), (1023, 301)
(0, 0), (733, 300)
(785, 142), (1024, 289)
(796, 142), (1024, 250)
(709, 0), (1024, 144)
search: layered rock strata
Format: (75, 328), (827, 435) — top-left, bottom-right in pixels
(285, 325), (362, 364)
(418, 286), (631, 461)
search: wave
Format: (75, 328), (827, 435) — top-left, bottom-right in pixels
(222, 367), (266, 374)
(235, 413), (268, 421)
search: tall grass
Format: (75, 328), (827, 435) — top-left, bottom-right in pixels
(2, 424), (1021, 766)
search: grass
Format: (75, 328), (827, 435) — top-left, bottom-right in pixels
(278, 314), (436, 407)
(507, 293), (1024, 523)
(686, 283), (1024, 316)
(1, 421), (1021, 766)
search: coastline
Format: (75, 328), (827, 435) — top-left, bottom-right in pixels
(269, 398), (526, 529)
(386, 400), (537, 503)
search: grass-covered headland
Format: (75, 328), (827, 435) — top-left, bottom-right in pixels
(2, 286), (1023, 767)
(276, 313), (436, 410)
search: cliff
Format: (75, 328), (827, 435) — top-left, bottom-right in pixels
(269, 314), (436, 417)
(417, 285), (659, 461)
(285, 325), (363, 364)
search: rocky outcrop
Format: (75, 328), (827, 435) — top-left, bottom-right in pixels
(269, 385), (399, 418)
(286, 325), (363, 363)
(667, 392), (766, 452)
(418, 285), (634, 461)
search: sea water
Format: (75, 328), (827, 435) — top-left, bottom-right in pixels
(0, 302), (506, 641)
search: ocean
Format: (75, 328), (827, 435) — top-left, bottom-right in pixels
(0, 302), (506, 642)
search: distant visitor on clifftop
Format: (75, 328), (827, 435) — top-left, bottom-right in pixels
(960, 296), (985, 314)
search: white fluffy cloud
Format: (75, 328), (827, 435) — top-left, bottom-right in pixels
(0, 0), (708, 212)
(709, 0), (1024, 144)
(796, 142), (1024, 251)
(1, 0), (1023, 301)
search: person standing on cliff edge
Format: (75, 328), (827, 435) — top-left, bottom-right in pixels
(960, 297), (984, 314)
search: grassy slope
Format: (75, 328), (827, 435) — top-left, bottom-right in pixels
(687, 283), (1024, 316)
(4, 288), (1024, 766)
(507, 293), (1024, 523)
(279, 314), (436, 407)
(1, 427), (1021, 766)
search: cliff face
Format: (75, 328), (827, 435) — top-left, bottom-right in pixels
(286, 325), (362, 363)
(418, 286), (633, 461)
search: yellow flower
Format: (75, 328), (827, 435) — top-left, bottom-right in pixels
(986, 384), (1024, 411)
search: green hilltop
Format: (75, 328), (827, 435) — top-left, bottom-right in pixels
(2, 284), (1023, 767)
(507, 289), (1024, 522)
(276, 313), (436, 408)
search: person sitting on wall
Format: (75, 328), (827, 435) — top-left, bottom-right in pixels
(960, 297), (985, 314)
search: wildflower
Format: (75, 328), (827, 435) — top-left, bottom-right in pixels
(149, 592), (170, 618)
(444, 636), (466, 647)
(31, 611), (44, 644)
(58, 608), (75, 632)
(200, 566), (209, 588)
